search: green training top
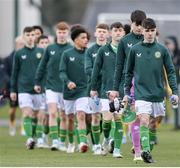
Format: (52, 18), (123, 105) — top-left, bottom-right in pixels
(59, 47), (88, 100)
(91, 43), (117, 99)
(124, 41), (178, 102)
(113, 32), (143, 92)
(35, 43), (72, 92)
(85, 43), (102, 96)
(11, 46), (44, 94)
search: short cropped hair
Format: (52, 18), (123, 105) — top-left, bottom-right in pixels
(56, 21), (70, 30)
(33, 25), (44, 34)
(37, 35), (49, 44)
(96, 23), (109, 30)
(142, 18), (156, 29)
(23, 26), (35, 34)
(110, 22), (124, 30)
(131, 10), (146, 25)
(70, 24), (90, 41)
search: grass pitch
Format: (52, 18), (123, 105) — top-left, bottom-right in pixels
(0, 124), (180, 167)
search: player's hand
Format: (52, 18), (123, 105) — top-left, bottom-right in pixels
(90, 90), (98, 97)
(0, 95), (3, 100)
(107, 90), (119, 101)
(123, 95), (129, 103)
(10, 92), (17, 101)
(171, 94), (179, 104)
(67, 82), (76, 90)
(34, 85), (41, 93)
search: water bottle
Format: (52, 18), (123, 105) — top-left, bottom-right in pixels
(114, 97), (120, 111)
(94, 95), (100, 105)
(170, 95), (178, 109)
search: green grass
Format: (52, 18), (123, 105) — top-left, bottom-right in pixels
(0, 103), (21, 119)
(0, 124), (180, 167)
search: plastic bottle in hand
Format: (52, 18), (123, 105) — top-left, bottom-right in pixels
(170, 95), (178, 109)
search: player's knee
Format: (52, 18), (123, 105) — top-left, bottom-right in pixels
(68, 113), (74, 122)
(139, 115), (149, 127)
(60, 112), (67, 122)
(149, 117), (156, 129)
(77, 111), (85, 122)
(92, 114), (100, 125)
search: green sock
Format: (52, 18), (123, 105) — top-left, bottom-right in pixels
(149, 129), (156, 151)
(57, 117), (60, 134)
(103, 120), (111, 139)
(86, 122), (91, 135)
(36, 125), (43, 138)
(78, 129), (87, 143)
(74, 127), (80, 145)
(32, 118), (38, 137)
(49, 126), (58, 139)
(43, 125), (49, 134)
(114, 120), (123, 149)
(140, 126), (150, 151)
(23, 117), (33, 138)
(110, 121), (115, 138)
(92, 125), (100, 144)
(60, 129), (67, 142)
(68, 131), (74, 144)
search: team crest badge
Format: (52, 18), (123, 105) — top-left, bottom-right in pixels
(36, 53), (42, 59)
(155, 51), (161, 58)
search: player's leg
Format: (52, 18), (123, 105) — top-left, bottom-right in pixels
(136, 100), (154, 163)
(58, 92), (67, 151)
(101, 99), (113, 155)
(46, 90), (59, 150)
(149, 102), (165, 151)
(64, 99), (75, 153)
(112, 113), (123, 158)
(19, 93), (35, 149)
(76, 97), (89, 153)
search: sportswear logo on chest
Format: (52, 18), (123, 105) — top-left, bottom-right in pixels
(50, 51), (55, 55)
(69, 57), (75, 61)
(105, 52), (110, 56)
(92, 53), (97, 58)
(127, 43), (133, 48)
(136, 53), (142, 57)
(21, 55), (27, 59)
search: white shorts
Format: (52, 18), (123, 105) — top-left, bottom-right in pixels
(40, 93), (48, 114)
(46, 89), (64, 110)
(18, 93), (43, 111)
(88, 97), (102, 114)
(64, 97), (90, 115)
(100, 99), (110, 112)
(135, 100), (165, 118)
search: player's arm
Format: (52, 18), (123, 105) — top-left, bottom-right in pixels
(85, 49), (93, 77)
(34, 48), (49, 86)
(163, 48), (178, 102)
(90, 48), (103, 95)
(10, 52), (19, 101)
(113, 40), (126, 92)
(59, 52), (76, 90)
(124, 48), (135, 100)
(10, 52), (19, 94)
